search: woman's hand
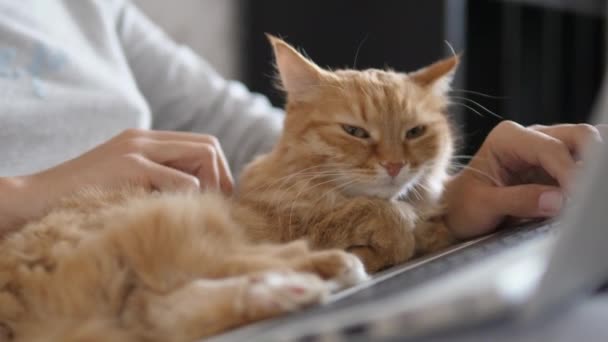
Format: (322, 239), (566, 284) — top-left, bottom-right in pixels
(444, 121), (603, 239)
(0, 129), (233, 233)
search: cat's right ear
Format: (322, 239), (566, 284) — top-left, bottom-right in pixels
(409, 55), (460, 96)
(267, 34), (325, 98)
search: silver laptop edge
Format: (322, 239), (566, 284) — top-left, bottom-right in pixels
(522, 38), (608, 318)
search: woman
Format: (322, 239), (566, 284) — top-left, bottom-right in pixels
(0, 0), (601, 238)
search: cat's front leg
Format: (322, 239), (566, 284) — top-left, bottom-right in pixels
(413, 216), (457, 256)
(311, 198), (417, 273)
(397, 198), (457, 256)
(345, 218), (416, 273)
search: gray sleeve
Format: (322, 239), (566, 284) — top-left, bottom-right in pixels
(116, 2), (283, 176)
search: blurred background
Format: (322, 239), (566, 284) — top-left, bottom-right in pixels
(133, 0), (604, 155)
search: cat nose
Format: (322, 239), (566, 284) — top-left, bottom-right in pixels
(380, 161), (405, 178)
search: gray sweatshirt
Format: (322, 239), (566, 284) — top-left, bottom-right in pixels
(0, 0), (283, 178)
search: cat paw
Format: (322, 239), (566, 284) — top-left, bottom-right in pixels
(303, 250), (369, 291)
(243, 271), (327, 320)
(326, 252), (369, 292)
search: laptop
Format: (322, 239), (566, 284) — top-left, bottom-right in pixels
(207, 27), (608, 342)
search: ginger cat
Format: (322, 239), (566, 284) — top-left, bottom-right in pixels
(238, 36), (457, 271)
(0, 36), (457, 342)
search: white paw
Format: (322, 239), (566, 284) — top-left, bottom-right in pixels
(247, 272), (328, 314)
(327, 254), (369, 292)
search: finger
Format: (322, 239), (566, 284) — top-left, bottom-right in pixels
(207, 143), (233, 194)
(493, 122), (577, 189)
(195, 145), (221, 191)
(596, 124), (608, 141)
(533, 136), (577, 190)
(117, 129), (221, 146)
(120, 130), (234, 193)
(215, 151), (233, 194)
(139, 140), (233, 193)
(147, 131), (234, 192)
(129, 155), (200, 192)
(487, 184), (564, 218)
(529, 123), (602, 159)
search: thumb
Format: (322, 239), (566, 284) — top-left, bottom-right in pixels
(489, 184), (564, 218)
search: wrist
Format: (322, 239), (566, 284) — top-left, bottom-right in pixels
(0, 174), (44, 233)
(0, 176), (29, 233)
(440, 172), (468, 237)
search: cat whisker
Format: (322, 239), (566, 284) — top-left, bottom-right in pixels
(450, 155), (494, 165)
(448, 101), (486, 118)
(414, 187), (427, 202)
(246, 165), (374, 209)
(449, 88), (508, 99)
(274, 164), (354, 199)
(352, 33), (370, 69)
(241, 173), (335, 218)
(410, 182), (433, 199)
(286, 175), (351, 230)
(451, 156), (474, 160)
(407, 185), (424, 202)
(238, 164), (350, 197)
(449, 101), (495, 119)
(450, 162), (501, 185)
(300, 178), (363, 228)
(273, 172), (343, 225)
(323, 177), (365, 197)
(449, 96), (503, 119)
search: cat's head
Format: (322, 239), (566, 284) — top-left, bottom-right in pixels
(269, 35), (456, 200)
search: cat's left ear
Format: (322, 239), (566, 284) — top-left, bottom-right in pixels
(409, 55), (460, 96)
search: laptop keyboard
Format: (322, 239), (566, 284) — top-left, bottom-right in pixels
(211, 220), (557, 341)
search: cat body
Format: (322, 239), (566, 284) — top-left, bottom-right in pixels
(0, 188), (366, 342)
(0, 37), (458, 341)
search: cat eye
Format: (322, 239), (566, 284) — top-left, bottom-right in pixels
(341, 124), (370, 139)
(405, 125), (427, 140)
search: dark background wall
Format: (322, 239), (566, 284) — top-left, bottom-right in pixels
(464, 1), (604, 154)
(241, 0), (450, 106)
(239, 0), (604, 155)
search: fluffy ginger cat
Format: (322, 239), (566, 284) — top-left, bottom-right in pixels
(238, 36), (457, 271)
(0, 36), (457, 342)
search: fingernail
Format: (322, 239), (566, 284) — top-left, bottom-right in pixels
(539, 191), (563, 215)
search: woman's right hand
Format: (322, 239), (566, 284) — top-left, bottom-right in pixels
(0, 129), (234, 233)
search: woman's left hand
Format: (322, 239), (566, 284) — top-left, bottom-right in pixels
(444, 121), (603, 239)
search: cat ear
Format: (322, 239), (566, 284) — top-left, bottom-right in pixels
(267, 34), (325, 97)
(409, 55), (460, 96)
